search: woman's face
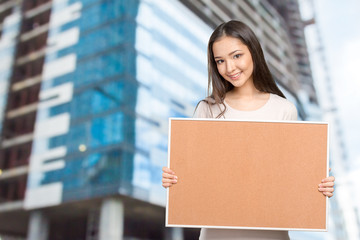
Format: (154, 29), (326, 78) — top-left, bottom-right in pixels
(212, 36), (254, 89)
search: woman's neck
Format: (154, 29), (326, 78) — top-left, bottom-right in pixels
(227, 80), (260, 100)
(224, 82), (270, 111)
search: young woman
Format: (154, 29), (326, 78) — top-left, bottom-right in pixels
(162, 20), (335, 240)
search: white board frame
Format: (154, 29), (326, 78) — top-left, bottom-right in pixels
(165, 117), (329, 231)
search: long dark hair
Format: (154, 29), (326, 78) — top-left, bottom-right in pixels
(198, 20), (285, 118)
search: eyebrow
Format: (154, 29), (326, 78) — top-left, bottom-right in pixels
(214, 50), (242, 59)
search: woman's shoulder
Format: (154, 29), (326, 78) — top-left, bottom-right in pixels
(269, 94), (298, 120)
(270, 94), (295, 107)
(194, 97), (220, 118)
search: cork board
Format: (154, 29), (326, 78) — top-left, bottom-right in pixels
(166, 118), (329, 231)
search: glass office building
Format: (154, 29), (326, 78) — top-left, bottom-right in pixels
(24, 0), (210, 210)
(25, 1), (210, 209)
(23, 0), (211, 211)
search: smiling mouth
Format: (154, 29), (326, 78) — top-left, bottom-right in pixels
(228, 72), (241, 80)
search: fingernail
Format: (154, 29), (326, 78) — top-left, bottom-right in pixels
(174, 176), (178, 179)
(322, 179), (325, 183)
(319, 184), (323, 188)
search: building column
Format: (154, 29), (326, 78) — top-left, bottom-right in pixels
(99, 198), (124, 240)
(27, 210), (49, 240)
(164, 227), (184, 240)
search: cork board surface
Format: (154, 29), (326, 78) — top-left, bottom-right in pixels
(166, 119), (328, 230)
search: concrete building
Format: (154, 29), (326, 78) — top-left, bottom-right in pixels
(0, 0), (327, 239)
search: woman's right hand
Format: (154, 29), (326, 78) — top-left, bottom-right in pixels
(162, 167), (178, 188)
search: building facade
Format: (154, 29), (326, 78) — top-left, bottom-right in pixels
(299, 0), (358, 239)
(0, 0), (326, 239)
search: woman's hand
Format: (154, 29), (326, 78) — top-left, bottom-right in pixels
(318, 168), (335, 198)
(162, 167), (178, 188)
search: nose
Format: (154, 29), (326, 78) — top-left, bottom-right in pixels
(226, 60), (236, 74)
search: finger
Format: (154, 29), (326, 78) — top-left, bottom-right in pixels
(162, 166), (175, 174)
(318, 187), (334, 197)
(162, 182), (173, 188)
(321, 182), (334, 187)
(319, 182), (334, 187)
(329, 168), (331, 172)
(162, 178), (177, 184)
(322, 176), (335, 182)
(318, 187), (334, 193)
(322, 191), (333, 198)
(162, 178), (178, 188)
(162, 172), (178, 179)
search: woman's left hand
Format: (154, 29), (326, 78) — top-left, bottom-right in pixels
(318, 168), (335, 198)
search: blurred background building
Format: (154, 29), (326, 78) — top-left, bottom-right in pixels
(298, 0), (360, 239)
(0, 0), (356, 239)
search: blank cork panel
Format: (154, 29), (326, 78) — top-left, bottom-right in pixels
(166, 118), (329, 231)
